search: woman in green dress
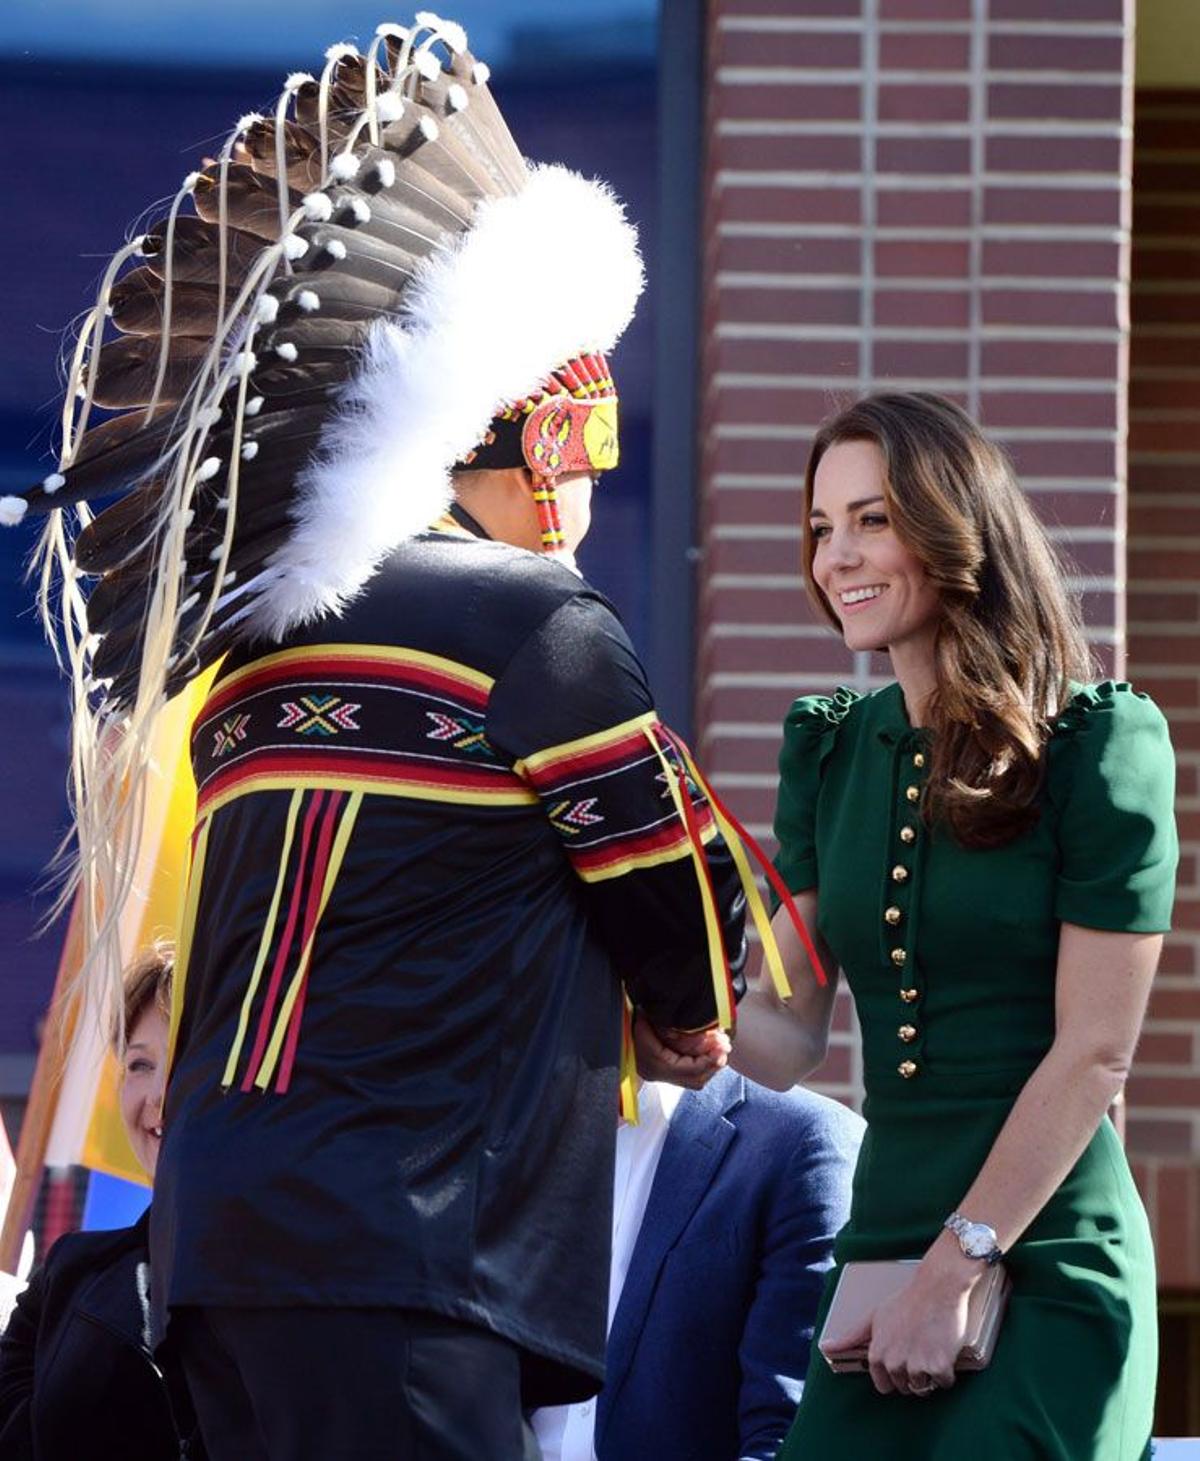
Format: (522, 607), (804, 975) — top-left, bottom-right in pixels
(713, 392), (1175, 1458)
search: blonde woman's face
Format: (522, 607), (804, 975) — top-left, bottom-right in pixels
(809, 440), (942, 655)
(120, 1003), (168, 1181)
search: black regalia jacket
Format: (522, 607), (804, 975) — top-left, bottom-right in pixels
(150, 512), (746, 1404)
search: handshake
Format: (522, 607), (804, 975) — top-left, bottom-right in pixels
(633, 1016), (732, 1091)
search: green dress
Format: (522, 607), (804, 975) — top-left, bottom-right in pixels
(774, 681), (1177, 1461)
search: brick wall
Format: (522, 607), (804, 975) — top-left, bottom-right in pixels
(699, 0), (1134, 1107)
(1125, 86), (1200, 1292)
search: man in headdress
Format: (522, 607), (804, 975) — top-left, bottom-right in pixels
(0, 16), (783, 1458)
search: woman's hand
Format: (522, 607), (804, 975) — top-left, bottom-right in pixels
(828, 1236), (980, 1397)
(633, 1016), (730, 1089)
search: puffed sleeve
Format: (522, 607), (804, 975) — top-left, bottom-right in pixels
(773, 689), (859, 895)
(1049, 681), (1178, 933)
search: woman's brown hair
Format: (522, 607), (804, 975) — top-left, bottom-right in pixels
(803, 391), (1093, 848)
(113, 943), (174, 1055)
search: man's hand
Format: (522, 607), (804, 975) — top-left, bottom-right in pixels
(633, 1015), (731, 1090)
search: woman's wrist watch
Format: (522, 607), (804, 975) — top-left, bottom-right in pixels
(943, 1211), (1004, 1266)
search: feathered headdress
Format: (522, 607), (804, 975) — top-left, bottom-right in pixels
(5, 12), (643, 1034)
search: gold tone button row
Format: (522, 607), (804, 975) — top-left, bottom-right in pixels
(905, 785), (920, 804)
(884, 905), (902, 926)
(899, 987), (919, 1004)
(898, 1060), (918, 1078)
(913, 752), (925, 769)
(891, 865), (908, 884)
(899, 826), (916, 844)
(890, 948), (907, 967)
(898, 1023), (917, 1043)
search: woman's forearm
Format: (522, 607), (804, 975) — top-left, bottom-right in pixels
(932, 1043), (1124, 1261)
(731, 977), (829, 1090)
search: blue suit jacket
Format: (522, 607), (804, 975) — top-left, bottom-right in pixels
(595, 1069), (863, 1461)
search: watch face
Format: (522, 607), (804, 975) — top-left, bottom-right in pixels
(961, 1223), (997, 1258)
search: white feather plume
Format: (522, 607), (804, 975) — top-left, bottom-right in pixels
(250, 164), (644, 640)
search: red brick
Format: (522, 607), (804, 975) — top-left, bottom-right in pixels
(1154, 1163), (1199, 1288)
(874, 338), (969, 378)
(1130, 245), (1200, 282)
(1133, 117), (1200, 152)
(713, 437), (815, 477)
(1132, 201), (1200, 237)
(1129, 418), (1200, 454)
(1127, 1074), (1200, 1108)
(984, 239), (1123, 281)
(982, 389), (1118, 431)
(706, 734), (791, 778)
(1126, 1118), (1195, 1157)
(1131, 159), (1200, 194)
(1162, 897), (1200, 931)
(1129, 548), (1200, 583)
(716, 28), (861, 69)
(715, 336), (862, 379)
(1150, 985), (1200, 1019)
(872, 288), (968, 329)
(704, 585), (814, 627)
(981, 286), (1119, 329)
(1054, 535), (1120, 578)
(1129, 377), (1200, 412)
(987, 82), (1124, 123)
(1136, 1030), (1195, 1065)
(1127, 634), (1200, 669)
(1128, 462), (1200, 497)
(709, 490), (806, 530)
(1131, 336), (1200, 373)
(1028, 489), (1121, 528)
(1176, 766), (1199, 800)
(880, 0), (970, 16)
(985, 133), (1124, 175)
(716, 385), (847, 426)
(1134, 289), (1200, 326)
(713, 132), (863, 174)
(878, 84), (970, 124)
(874, 240), (970, 278)
(878, 31), (971, 70)
(989, 0), (1124, 17)
(715, 232), (860, 277)
(717, 185), (862, 227)
(716, 81), (861, 124)
(719, 285), (861, 328)
(699, 678), (801, 726)
(1002, 436), (1120, 480)
(982, 337), (1120, 380)
(703, 631), (860, 676)
(1077, 590), (1119, 627)
(807, 1042), (852, 1086)
(1127, 504), (1200, 537)
(875, 136), (971, 174)
(876, 188), (972, 228)
(1128, 591), (1200, 623)
(984, 185), (1123, 228)
(711, 535), (806, 576)
(987, 32), (1124, 74)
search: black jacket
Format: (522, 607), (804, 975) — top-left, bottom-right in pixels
(0, 1212), (196, 1460)
(152, 520), (746, 1405)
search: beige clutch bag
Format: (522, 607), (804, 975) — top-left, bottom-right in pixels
(818, 1259), (1011, 1374)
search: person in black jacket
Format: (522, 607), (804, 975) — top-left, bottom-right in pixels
(0, 948), (198, 1460)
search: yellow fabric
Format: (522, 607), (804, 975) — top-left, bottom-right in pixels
(80, 668), (217, 1183)
(642, 727), (733, 1032)
(254, 791), (364, 1090)
(221, 788), (305, 1089)
(674, 743), (793, 1003)
(619, 996), (638, 1125)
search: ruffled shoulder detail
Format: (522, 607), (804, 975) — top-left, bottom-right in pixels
(785, 684), (862, 736)
(774, 688), (863, 895)
(1050, 680), (1164, 744)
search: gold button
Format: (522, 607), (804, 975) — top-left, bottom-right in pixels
(913, 752), (925, 769)
(890, 947), (907, 967)
(884, 905), (901, 926)
(892, 865), (908, 883)
(898, 1023), (917, 1043)
(905, 785), (920, 804)
(900, 825), (916, 844)
(899, 987), (919, 1003)
(898, 1060), (918, 1079)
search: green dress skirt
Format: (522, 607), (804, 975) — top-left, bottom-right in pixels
(772, 682), (1177, 1461)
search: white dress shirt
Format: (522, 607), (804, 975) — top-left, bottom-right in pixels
(531, 1080), (683, 1461)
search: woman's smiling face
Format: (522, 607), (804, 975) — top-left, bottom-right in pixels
(809, 439), (942, 655)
